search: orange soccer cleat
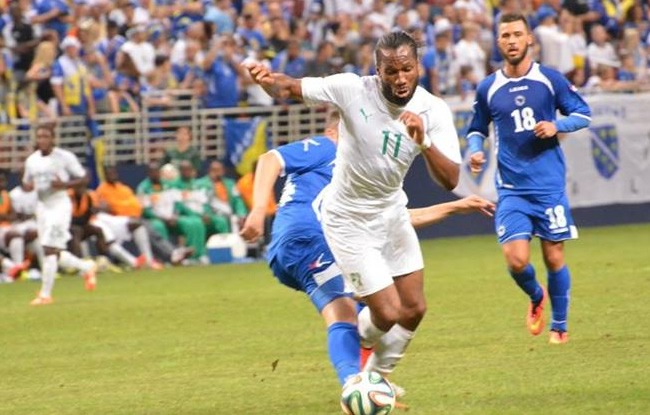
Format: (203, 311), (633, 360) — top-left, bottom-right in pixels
(549, 330), (569, 345)
(527, 287), (547, 336)
(84, 266), (97, 291)
(30, 295), (53, 306)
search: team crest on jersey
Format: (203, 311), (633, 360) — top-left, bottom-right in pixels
(457, 110), (490, 185)
(589, 124), (619, 179)
(497, 225), (506, 237)
(514, 95), (526, 107)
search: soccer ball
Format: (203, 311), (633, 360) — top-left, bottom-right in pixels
(160, 163), (179, 181)
(340, 371), (395, 415)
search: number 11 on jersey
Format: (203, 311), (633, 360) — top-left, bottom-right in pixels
(382, 130), (402, 158)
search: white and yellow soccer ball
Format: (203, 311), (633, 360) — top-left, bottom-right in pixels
(340, 371), (395, 415)
(160, 163), (179, 181)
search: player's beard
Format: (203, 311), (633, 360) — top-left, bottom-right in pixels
(381, 77), (418, 107)
(503, 42), (529, 67)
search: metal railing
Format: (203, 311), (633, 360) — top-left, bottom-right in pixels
(0, 91), (329, 171)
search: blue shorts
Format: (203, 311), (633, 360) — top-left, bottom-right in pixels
(495, 193), (579, 244)
(268, 234), (352, 313)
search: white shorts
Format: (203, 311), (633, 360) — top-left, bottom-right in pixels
(92, 213), (132, 243)
(12, 219), (38, 236)
(36, 201), (72, 250)
(321, 201), (424, 298)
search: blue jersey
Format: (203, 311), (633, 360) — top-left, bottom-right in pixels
(267, 136), (336, 259)
(467, 62), (591, 196)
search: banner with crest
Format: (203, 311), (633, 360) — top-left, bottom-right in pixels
(450, 93), (650, 208)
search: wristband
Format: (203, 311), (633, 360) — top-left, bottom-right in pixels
(420, 135), (433, 150)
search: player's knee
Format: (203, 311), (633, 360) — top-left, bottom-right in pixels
(401, 299), (427, 327)
(371, 303), (401, 331)
(506, 255), (529, 273)
(543, 252), (564, 272)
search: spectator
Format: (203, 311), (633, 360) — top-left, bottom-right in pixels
(237, 3), (266, 51)
(83, 47), (114, 114)
(204, 0), (236, 35)
(534, 8), (574, 75)
(621, 27), (647, 82)
(161, 126), (202, 173)
(172, 40), (203, 89)
(31, 0), (70, 42)
(113, 51), (141, 112)
(98, 20), (127, 71)
(174, 160), (229, 237)
(271, 38), (306, 79)
(453, 22), (486, 83)
(170, 22), (208, 68)
(584, 63), (639, 92)
(305, 40), (335, 77)
(457, 64), (478, 100)
(241, 47), (274, 106)
(433, 25), (454, 96)
(118, 25), (156, 77)
(3, 2), (37, 84)
(349, 42), (376, 77)
(587, 24), (620, 72)
(137, 162), (204, 261)
(202, 34), (242, 109)
(95, 165), (165, 269)
(51, 36), (96, 117)
(203, 160), (248, 233)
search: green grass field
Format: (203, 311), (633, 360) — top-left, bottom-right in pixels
(1, 224), (649, 415)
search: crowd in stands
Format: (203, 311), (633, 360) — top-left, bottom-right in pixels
(0, 124), (278, 280)
(1, 0), (650, 128)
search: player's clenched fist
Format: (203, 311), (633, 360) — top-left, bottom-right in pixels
(469, 151), (486, 174)
(398, 111), (424, 146)
(240, 208), (265, 243)
(533, 120), (557, 139)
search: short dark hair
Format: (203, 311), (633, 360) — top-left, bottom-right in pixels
(498, 12), (530, 31)
(35, 123), (55, 136)
(375, 31), (418, 66)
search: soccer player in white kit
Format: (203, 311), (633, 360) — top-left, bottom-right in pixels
(23, 125), (97, 305)
(245, 31), (461, 385)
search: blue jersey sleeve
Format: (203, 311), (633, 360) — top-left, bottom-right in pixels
(541, 66), (592, 132)
(273, 137), (335, 177)
(466, 77), (493, 154)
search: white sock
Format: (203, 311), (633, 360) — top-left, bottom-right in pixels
(41, 254), (58, 298)
(29, 239), (45, 267)
(8, 238), (24, 263)
(59, 250), (93, 273)
(1, 257), (14, 272)
(133, 226), (154, 264)
(358, 306), (387, 348)
(364, 324), (415, 374)
(109, 243), (137, 267)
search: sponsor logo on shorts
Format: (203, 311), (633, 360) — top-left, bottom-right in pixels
(497, 225), (506, 237)
(308, 253), (331, 270)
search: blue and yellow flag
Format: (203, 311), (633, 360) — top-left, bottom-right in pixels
(225, 116), (268, 176)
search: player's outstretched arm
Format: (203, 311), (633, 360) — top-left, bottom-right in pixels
(409, 195), (495, 229)
(243, 62), (303, 101)
(240, 152), (282, 243)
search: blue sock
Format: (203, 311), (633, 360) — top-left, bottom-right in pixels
(327, 322), (361, 385)
(548, 265), (571, 332)
(509, 264), (543, 304)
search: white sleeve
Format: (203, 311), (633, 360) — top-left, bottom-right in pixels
(301, 72), (361, 109)
(64, 151), (86, 178)
(426, 100), (462, 164)
(23, 159), (33, 184)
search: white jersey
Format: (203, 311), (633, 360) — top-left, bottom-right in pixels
(9, 186), (37, 217)
(301, 74), (461, 210)
(23, 148), (86, 206)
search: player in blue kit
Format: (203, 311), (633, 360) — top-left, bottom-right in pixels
(240, 111), (495, 387)
(466, 13), (591, 344)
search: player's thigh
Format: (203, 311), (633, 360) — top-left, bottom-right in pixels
(530, 193), (578, 243)
(383, 209), (423, 278)
(92, 217), (117, 243)
(321, 211), (392, 298)
(270, 236), (353, 313)
(495, 195), (534, 244)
